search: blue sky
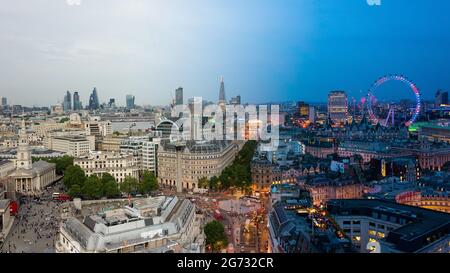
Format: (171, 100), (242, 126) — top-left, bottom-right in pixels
(0, 0), (449, 106)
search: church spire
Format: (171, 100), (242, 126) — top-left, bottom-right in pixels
(17, 118), (32, 170)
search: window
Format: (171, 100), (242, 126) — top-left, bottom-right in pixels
(368, 230), (377, 236)
(369, 222), (376, 227)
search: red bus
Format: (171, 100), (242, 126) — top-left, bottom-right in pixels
(9, 200), (19, 216)
(53, 193), (72, 202)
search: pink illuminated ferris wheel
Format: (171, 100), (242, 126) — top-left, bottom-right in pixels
(366, 75), (422, 127)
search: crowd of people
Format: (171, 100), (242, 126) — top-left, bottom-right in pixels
(0, 184), (62, 253)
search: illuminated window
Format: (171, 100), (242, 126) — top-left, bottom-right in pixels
(353, 236), (361, 242)
(369, 230), (377, 236)
(369, 238), (378, 243)
(377, 232), (385, 239)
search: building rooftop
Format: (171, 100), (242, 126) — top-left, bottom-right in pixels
(327, 199), (450, 252)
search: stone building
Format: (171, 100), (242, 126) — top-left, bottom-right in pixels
(157, 140), (240, 191)
(8, 119), (57, 196)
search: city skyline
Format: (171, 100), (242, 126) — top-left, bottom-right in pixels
(1, 1), (450, 106)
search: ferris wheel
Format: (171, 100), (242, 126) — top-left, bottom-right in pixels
(366, 75), (422, 127)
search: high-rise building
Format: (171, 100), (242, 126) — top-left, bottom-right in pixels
(297, 101), (309, 117)
(328, 91), (348, 125)
(126, 94), (135, 109)
(230, 95), (241, 105)
(1, 97), (7, 107)
(88, 88), (100, 110)
(175, 87), (183, 105)
(309, 106), (316, 123)
(108, 98), (116, 109)
(63, 91), (72, 111)
(435, 90), (449, 107)
(218, 76), (226, 105)
(73, 92), (81, 111)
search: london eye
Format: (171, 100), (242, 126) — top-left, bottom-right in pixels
(366, 75), (422, 127)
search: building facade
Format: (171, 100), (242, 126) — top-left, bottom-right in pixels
(74, 151), (139, 183)
(327, 199), (450, 253)
(157, 140), (240, 191)
(328, 91), (348, 125)
(8, 120), (57, 196)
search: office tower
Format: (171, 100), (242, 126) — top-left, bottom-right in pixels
(230, 95), (241, 105)
(297, 101), (309, 117)
(328, 91), (348, 125)
(73, 92), (81, 111)
(89, 88), (100, 110)
(63, 91), (72, 111)
(126, 94), (135, 109)
(1, 97), (7, 107)
(108, 98), (116, 109)
(175, 87), (183, 105)
(309, 106), (316, 123)
(218, 76), (226, 105)
(435, 90), (449, 107)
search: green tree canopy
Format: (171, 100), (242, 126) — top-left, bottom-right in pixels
(101, 173), (120, 198)
(198, 177), (209, 189)
(120, 176), (139, 195)
(213, 140), (257, 191)
(68, 184), (82, 198)
(209, 176), (219, 190)
(82, 175), (103, 199)
(139, 171), (158, 194)
(59, 117), (70, 123)
(63, 165), (86, 189)
(34, 155), (74, 175)
(204, 220), (228, 252)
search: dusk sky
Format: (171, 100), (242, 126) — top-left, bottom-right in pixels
(1, 0), (449, 106)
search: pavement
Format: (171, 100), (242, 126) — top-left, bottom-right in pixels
(0, 184), (63, 253)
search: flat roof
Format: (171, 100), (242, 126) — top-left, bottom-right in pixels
(327, 199), (450, 251)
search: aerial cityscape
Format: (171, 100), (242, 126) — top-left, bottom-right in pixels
(0, 0), (449, 260)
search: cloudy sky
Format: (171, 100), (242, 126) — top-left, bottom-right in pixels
(1, 0), (450, 107)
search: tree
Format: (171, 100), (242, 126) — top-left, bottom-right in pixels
(214, 140), (257, 191)
(82, 175), (103, 199)
(139, 171), (158, 194)
(209, 176), (219, 190)
(204, 220), (228, 252)
(68, 184), (82, 198)
(59, 117), (70, 123)
(34, 155), (74, 175)
(56, 155), (74, 174)
(63, 165), (86, 189)
(120, 176), (139, 195)
(198, 177), (209, 189)
(101, 173), (120, 198)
